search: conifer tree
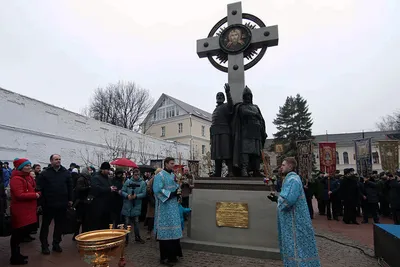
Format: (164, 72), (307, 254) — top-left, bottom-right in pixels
(272, 94), (313, 159)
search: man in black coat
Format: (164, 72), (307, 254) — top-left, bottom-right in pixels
(37, 154), (73, 255)
(322, 175), (340, 221)
(87, 162), (116, 231)
(388, 172), (400, 225)
(360, 176), (380, 224)
(303, 177), (314, 219)
(340, 168), (361, 224)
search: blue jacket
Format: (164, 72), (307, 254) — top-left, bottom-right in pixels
(2, 168), (11, 187)
(121, 178), (146, 217)
(178, 204), (191, 230)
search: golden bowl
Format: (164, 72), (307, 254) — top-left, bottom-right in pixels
(75, 228), (130, 267)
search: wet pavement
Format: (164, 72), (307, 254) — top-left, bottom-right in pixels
(0, 199), (387, 266)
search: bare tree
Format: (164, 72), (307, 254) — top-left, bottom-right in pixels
(79, 147), (106, 168)
(104, 132), (136, 160)
(138, 137), (152, 165)
(376, 111), (400, 131)
(87, 81), (153, 131)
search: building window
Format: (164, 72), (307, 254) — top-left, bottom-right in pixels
(336, 151), (339, 164)
(166, 106), (175, 118)
(372, 152), (380, 164)
(178, 123), (183, 133)
(201, 125), (205, 137)
(154, 104), (179, 121)
(202, 145), (206, 155)
(161, 126), (165, 137)
(343, 152), (349, 164)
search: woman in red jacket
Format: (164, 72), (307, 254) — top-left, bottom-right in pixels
(9, 158), (40, 265)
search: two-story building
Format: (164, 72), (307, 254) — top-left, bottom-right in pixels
(141, 94), (212, 162)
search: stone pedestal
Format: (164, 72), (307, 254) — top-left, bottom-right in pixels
(181, 177), (280, 260)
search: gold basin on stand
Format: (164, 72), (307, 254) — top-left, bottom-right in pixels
(75, 225), (131, 267)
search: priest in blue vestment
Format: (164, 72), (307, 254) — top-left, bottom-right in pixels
(153, 157), (183, 266)
(272, 157), (320, 267)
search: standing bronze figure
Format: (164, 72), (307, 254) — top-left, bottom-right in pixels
(231, 86), (267, 177)
(210, 84), (234, 177)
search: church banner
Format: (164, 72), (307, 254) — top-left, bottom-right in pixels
(296, 140), (313, 180)
(354, 138), (372, 177)
(378, 140), (399, 173)
(150, 159), (163, 169)
(318, 142), (336, 176)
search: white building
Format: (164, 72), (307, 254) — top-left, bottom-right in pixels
(141, 94), (212, 162)
(0, 87), (190, 169)
(265, 131), (400, 173)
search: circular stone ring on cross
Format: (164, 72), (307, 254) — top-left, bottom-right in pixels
(219, 24), (252, 55)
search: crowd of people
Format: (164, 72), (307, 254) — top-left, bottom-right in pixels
(0, 155), (194, 266)
(299, 168), (400, 225)
(1, 153), (399, 267)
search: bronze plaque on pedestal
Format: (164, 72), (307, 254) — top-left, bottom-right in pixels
(216, 202), (249, 228)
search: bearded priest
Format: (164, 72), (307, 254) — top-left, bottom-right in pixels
(269, 157), (320, 267)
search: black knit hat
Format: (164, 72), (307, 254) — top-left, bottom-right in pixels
(100, 162), (111, 170)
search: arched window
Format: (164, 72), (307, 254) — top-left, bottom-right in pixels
(336, 151), (339, 164)
(343, 152), (349, 164)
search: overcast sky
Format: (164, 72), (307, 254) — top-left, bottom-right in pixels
(0, 0), (399, 136)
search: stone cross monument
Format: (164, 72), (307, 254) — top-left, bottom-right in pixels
(196, 2), (279, 103)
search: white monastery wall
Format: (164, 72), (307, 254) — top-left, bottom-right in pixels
(0, 88), (190, 168)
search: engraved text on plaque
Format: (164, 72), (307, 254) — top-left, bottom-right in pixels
(216, 202), (249, 228)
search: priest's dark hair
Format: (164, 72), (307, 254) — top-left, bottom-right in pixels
(283, 157), (297, 171)
(164, 157), (175, 166)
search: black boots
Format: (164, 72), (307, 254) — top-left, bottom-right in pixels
(10, 247), (28, 265)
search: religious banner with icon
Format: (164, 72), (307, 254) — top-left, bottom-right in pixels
(378, 140), (399, 173)
(297, 140), (313, 180)
(187, 160), (200, 178)
(150, 159), (163, 170)
(275, 144), (284, 153)
(354, 138), (372, 177)
(318, 142), (337, 176)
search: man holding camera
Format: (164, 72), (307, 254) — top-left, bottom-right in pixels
(121, 168), (146, 244)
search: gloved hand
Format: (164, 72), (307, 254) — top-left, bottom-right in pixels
(267, 193), (278, 202)
(169, 189), (178, 199)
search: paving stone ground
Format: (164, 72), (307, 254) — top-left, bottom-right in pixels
(0, 198), (388, 267)
(0, 219), (381, 267)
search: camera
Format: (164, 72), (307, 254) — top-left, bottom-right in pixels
(127, 183), (140, 189)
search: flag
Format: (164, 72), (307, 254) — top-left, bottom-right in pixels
(296, 140), (313, 180)
(378, 140), (399, 173)
(354, 138), (372, 177)
(319, 142), (336, 176)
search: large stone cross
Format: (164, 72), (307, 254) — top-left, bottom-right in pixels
(196, 2), (279, 103)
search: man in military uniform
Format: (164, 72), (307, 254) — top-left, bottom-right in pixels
(210, 84), (234, 177)
(231, 86), (267, 177)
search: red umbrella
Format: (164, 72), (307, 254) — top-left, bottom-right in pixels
(110, 158), (138, 168)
